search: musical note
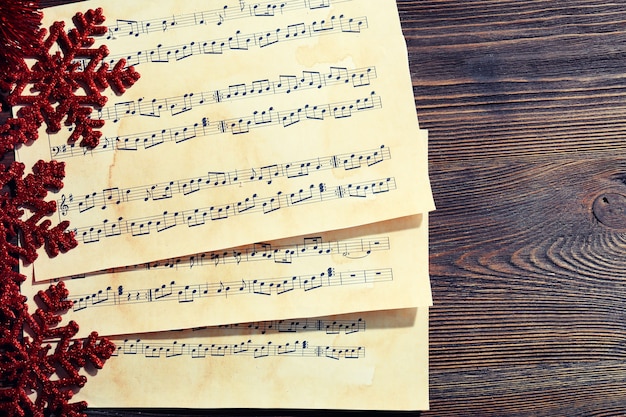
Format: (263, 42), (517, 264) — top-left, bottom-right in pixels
(137, 97), (163, 118)
(169, 93), (194, 116)
(72, 177), (397, 242)
(58, 94), (382, 160)
(147, 44), (168, 63)
(312, 16), (336, 32)
(107, 19), (140, 39)
(92, 287), (113, 305)
(289, 184), (315, 204)
(185, 209), (208, 227)
(101, 188), (127, 210)
(145, 181), (175, 201)
(27, 0), (434, 289)
(339, 14), (365, 32)
(323, 317), (365, 335)
(96, 66), (375, 123)
(105, 1), (352, 40)
(156, 211), (179, 232)
(112, 338), (364, 360)
(351, 66), (374, 87)
(115, 136), (140, 151)
(237, 194), (257, 214)
(228, 30), (252, 50)
(178, 284), (204, 303)
(94, 15), (369, 68)
(251, 79), (272, 94)
(154, 281), (176, 300)
(214, 317), (365, 335)
(78, 192), (97, 213)
(71, 268), (392, 311)
(58, 145), (390, 215)
(104, 217), (123, 237)
(277, 74), (298, 93)
(162, 15), (177, 32)
(111, 101), (136, 123)
(129, 219), (152, 237)
(286, 22), (307, 38)
(216, 6), (227, 26)
(80, 225), (102, 244)
(253, 3), (285, 17)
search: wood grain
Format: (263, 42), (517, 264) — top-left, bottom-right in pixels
(407, 1), (626, 415)
(26, 0), (626, 415)
(404, 1), (626, 162)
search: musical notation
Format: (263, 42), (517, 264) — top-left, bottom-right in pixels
(148, 236), (389, 270)
(71, 177), (396, 244)
(213, 317), (366, 335)
(58, 145), (390, 216)
(113, 338), (365, 360)
(26, 0), (433, 286)
(87, 14), (368, 69)
(60, 235), (389, 280)
(106, 0), (351, 39)
(51, 93), (382, 159)
(70, 268), (393, 311)
(95, 66), (376, 122)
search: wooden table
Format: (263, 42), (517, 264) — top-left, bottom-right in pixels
(33, 0), (626, 415)
(410, 1), (626, 415)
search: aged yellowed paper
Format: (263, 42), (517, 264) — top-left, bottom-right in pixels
(72, 307), (429, 410)
(22, 211), (431, 408)
(18, 0), (433, 281)
(22, 211), (431, 337)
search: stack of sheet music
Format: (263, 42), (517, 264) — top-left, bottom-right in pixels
(20, 0), (435, 410)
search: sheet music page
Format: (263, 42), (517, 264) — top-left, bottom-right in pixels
(69, 307), (429, 410)
(22, 211), (431, 337)
(18, 0), (433, 281)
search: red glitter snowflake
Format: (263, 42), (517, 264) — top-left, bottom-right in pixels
(0, 6), (140, 152)
(0, 280), (115, 417)
(0, 159), (114, 416)
(0, 4), (141, 416)
(1, 160), (77, 265)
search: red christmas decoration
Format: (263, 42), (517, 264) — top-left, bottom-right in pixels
(0, 4), (141, 416)
(0, 158), (113, 416)
(0, 6), (140, 152)
(0, 280), (115, 417)
(0, 1), (42, 69)
(1, 160), (77, 265)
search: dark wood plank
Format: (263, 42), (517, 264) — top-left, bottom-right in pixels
(27, 0), (626, 415)
(404, 0), (626, 162)
(405, 1), (626, 415)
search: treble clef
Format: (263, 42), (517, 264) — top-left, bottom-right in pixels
(59, 194), (71, 216)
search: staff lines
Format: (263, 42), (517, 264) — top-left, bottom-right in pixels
(95, 66), (377, 123)
(71, 267), (393, 311)
(63, 235), (390, 279)
(112, 338), (365, 360)
(149, 236), (390, 270)
(106, 0), (353, 39)
(212, 317), (366, 335)
(50, 92), (382, 159)
(58, 145), (390, 217)
(77, 14), (368, 70)
(70, 177), (397, 244)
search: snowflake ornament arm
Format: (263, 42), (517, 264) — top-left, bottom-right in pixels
(3, 159), (77, 265)
(0, 280), (116, 417)
(0, 4), (141, 416)
(1, 7), (140, 151)
(0, 158), (112, 417)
